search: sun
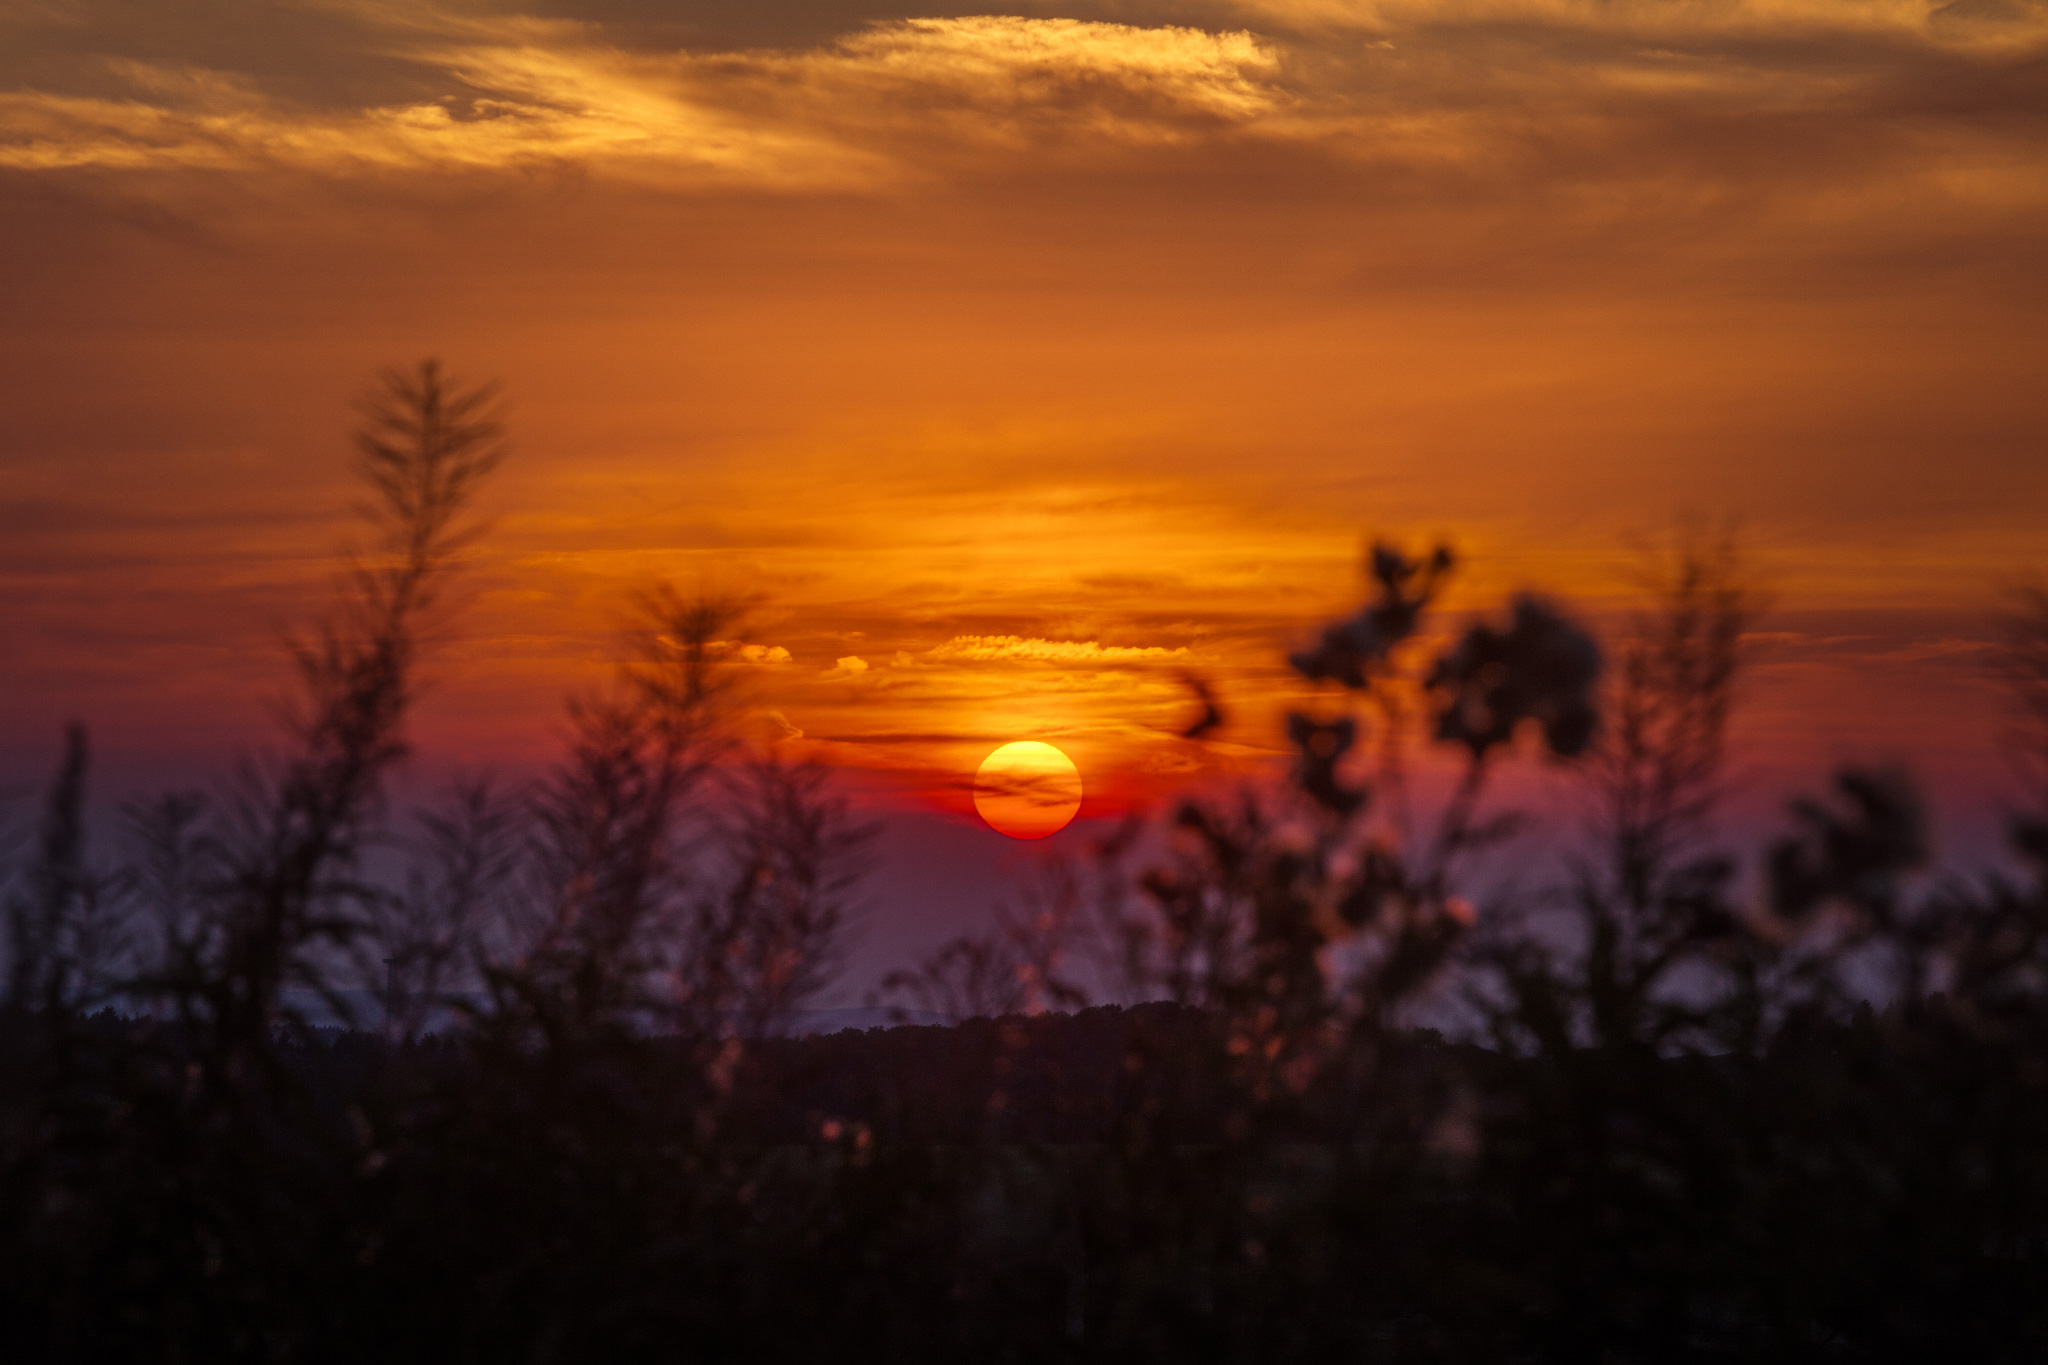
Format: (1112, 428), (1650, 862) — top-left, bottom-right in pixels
(973, 741), (1083, 840)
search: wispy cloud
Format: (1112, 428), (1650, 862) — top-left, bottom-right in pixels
(0, 11), (1289, 183)
(923, 635), (1192, 664)
(6, 0), (2039, 213)
(0, 45), (868, 183)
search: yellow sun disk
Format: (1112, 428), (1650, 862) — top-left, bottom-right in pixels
(973, 741), (1083, 839)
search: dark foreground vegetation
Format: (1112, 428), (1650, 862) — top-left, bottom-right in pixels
(6, 363), (2048, 1362)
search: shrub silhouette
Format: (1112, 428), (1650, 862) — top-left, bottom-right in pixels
(4, 366), (2048, 1361)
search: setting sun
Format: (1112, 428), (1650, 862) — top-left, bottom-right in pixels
(972, 741), (1083, 839)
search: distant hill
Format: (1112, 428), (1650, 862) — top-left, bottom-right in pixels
(769, 1006), (954, 1035)
(269, 991), (949, 1037)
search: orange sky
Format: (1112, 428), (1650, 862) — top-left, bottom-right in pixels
(3, 0), (2045, 850)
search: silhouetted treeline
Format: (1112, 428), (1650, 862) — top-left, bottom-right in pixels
(13, 994), (2048, 1360)
(7, 362), (2048, 1362)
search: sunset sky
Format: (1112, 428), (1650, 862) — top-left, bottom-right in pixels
(4, 1), (2045, 979)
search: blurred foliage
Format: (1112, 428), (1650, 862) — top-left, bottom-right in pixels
(5, 370), (2048, 1362)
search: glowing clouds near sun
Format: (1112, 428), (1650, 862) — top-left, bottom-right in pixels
(973, 741), (1083, 839)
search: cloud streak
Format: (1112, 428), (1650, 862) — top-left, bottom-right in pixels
(3, 0), (2041, 223)
(923, 635), (1192, 664)
(0, 11), (1287, 183)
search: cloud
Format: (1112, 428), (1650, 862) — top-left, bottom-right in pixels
(791, 16), (1284, 129)
(922, 635), (1192, 664)
(823, 654), (870, 678)
(0, 46), (869, 183)
(9, 0), (2034, 211)
(0, 11), (1287, 183)
(0, 0), (2040, 306)
(1226, 0), (2048, 41)
(708, 640), (793, 664)
(973, 765), (1082, 809)
(1864, 637), (2004, 665)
